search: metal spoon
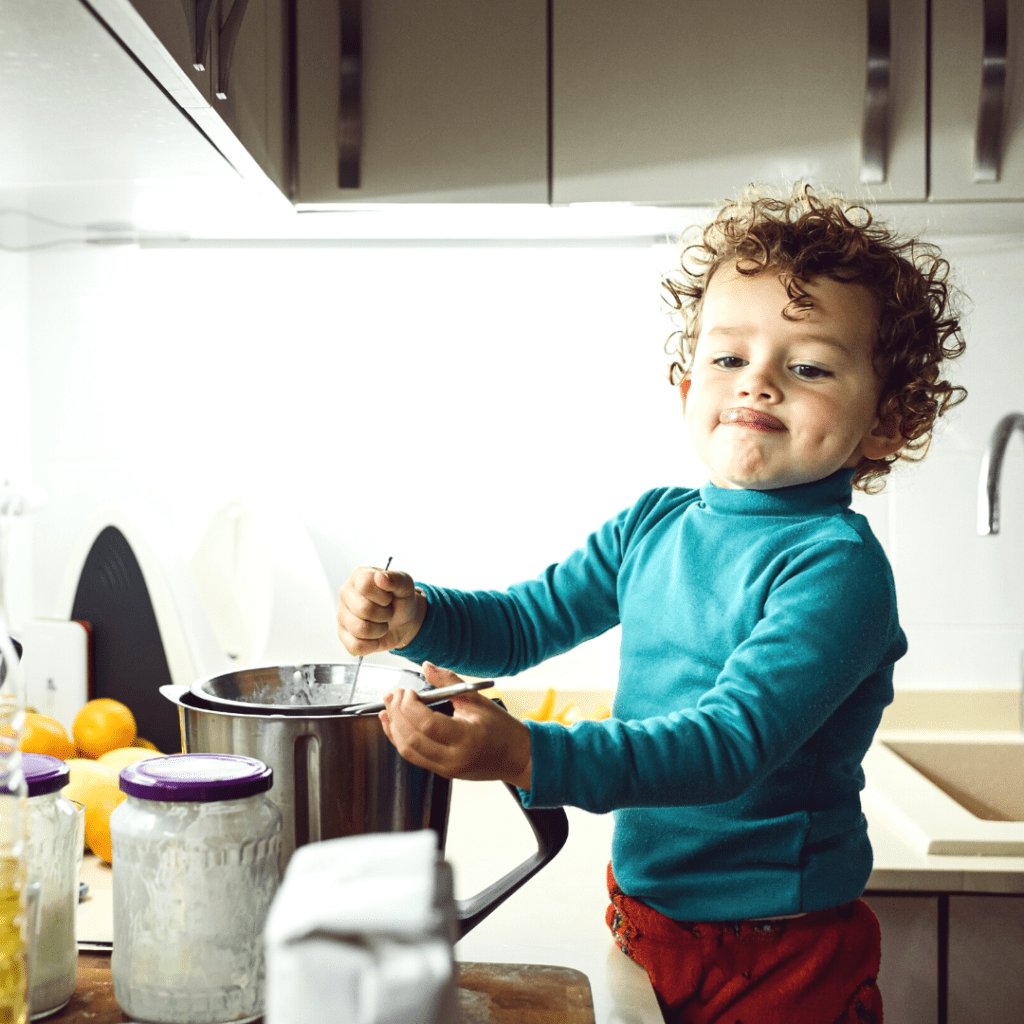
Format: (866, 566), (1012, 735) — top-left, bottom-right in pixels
(348, 555), (392, 702)
(344, 679), (494, 716)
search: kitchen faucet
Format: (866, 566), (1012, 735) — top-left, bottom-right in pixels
(977, 412), (1024, 730)
(977, 412), (1024, 536)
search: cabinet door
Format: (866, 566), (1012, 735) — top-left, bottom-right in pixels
(127, 0), (213, 104)
(294, 0), (548, 203)
(948, 895), (1024, 1024)
(210, 0), (289, 194)
(931, 0), (1024, 200)
(865, 895), (938, 1024)
(551, 0), (927, 205)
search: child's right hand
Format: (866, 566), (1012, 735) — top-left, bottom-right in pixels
(336, 566), (427, 655)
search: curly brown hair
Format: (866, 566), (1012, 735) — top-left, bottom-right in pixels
(664, 183), (967, 492)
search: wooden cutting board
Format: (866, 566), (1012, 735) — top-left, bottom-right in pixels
(457, 962), (595, 1023)
(48, 954), (595, 1023)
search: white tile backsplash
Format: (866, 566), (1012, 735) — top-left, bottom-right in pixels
(13, 228), (1024, 691)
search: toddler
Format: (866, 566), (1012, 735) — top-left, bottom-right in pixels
(336, 185), (967, 1024)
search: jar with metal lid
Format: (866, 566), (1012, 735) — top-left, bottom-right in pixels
(23, 753), (78, 1019)
(110, 754), (282, 1024)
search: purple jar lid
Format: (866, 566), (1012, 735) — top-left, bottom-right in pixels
(23, 753), (70, 797)
(119, 754), (273, 802)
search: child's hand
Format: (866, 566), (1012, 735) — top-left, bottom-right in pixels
(380, 662), (533, 791)
(336, 565), (427, 655)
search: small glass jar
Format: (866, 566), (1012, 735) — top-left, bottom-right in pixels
(110, 754), (281, 1024)
(23, 753), (79, 1019)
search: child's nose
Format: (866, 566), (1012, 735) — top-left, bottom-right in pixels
(736, 365), (781, 401)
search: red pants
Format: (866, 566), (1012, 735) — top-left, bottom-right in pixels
(607, 865), (882, 1024)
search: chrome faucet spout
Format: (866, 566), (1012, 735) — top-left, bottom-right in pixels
(978, 412), (1024, 535)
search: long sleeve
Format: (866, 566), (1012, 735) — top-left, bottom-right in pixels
(523, 532), (902, 813)
(393, 471), (905, 919)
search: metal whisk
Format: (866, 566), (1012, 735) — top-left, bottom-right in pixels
(348, 556), (391, 703)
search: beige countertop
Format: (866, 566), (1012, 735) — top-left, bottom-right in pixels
(76, 778), (664, 1024)
(78, 687), (1024, 1023)
(864, 687), (1024, 893)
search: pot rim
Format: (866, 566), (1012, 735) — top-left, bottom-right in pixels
(183, 662), (426, 717)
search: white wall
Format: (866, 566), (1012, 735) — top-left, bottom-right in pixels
(866, 234), (1024, 689)
(22, 232), (1024, 691)
(0, 249), (33, 630)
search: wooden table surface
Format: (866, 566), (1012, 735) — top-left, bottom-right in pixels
(48, 953), (596, 1023)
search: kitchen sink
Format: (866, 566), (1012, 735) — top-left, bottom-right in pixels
(885, 740), (1024, 822)
(862, 737), (1024, 856)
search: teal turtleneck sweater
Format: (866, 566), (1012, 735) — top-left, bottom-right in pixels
(397, 470), (906, 920)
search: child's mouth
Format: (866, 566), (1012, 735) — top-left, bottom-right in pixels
(720, 408), (786, 432)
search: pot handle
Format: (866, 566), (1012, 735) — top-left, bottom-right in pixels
(453, 785), (569, 937)
(448, 697), (569, 936)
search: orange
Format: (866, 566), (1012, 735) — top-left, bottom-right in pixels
(20, 713), (76, 760)
(97, 746), (162, 772)
(63, 758), (125, 864)
(73, 699), (137, 759)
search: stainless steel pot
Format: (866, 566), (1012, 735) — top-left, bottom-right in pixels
(160, 663), (568, 936)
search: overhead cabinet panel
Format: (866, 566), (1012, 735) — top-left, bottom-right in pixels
(212, 0), (290, 193)
(0, 0), (241, 227)
(551, 0), (927, 205)
(931, 0), (1024, 200)
(295, 0), (548, 204)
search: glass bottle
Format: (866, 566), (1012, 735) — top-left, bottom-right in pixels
(0, 630), (28, 1024)
(23, 755), (78, 1018)
(110, 754), (281, 1024)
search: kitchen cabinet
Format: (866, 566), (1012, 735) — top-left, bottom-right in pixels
(88, 0), (291, 200)
(868, 894), (1024, 1024)
(552, 0), (927, 205)
(0, 0), (258, 233)
(293, 0), (1024, 209)
(294, 0), (548, 204)
(947, 895), (1024, 1024)
(867, 896), (939, 1024)
(556, 0), (1024, 205)
(554, 0), (1024, 205)
(930, 0), (1024, 200)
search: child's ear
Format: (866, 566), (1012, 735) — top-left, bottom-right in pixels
(680, 376), (692, 401)
(860, 407), (904, 460)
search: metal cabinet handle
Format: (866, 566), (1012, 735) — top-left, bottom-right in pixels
(338, 0), (363, 188)
(180, 0), (216, 71)
(975, 0), (1008, 183)
(214, 0), (250, 101)
(861, 0), (891, 184)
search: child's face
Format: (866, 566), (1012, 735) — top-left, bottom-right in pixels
(683, 263), (901, 491)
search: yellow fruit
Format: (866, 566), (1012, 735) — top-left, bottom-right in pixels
(97, 746), (162, 772)
(554, 701), (578, 725)
(20, 713), (76, 760)
(62, 758), (125, 864)
(522, 688), (557, 722)
(132, 737), (160, 751)
(73, 699), (137, 759)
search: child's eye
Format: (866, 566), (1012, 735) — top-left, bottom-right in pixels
(712, 356), (747, 369)
(791, 364), (832, 380)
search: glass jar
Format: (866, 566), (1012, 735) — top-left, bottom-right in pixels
(0, 639), (29, 1024)
(110, 754), (281, 1024)
(23, 754), (78, 1019)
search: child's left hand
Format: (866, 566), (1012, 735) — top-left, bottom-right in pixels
(380, 662), (533, 791)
